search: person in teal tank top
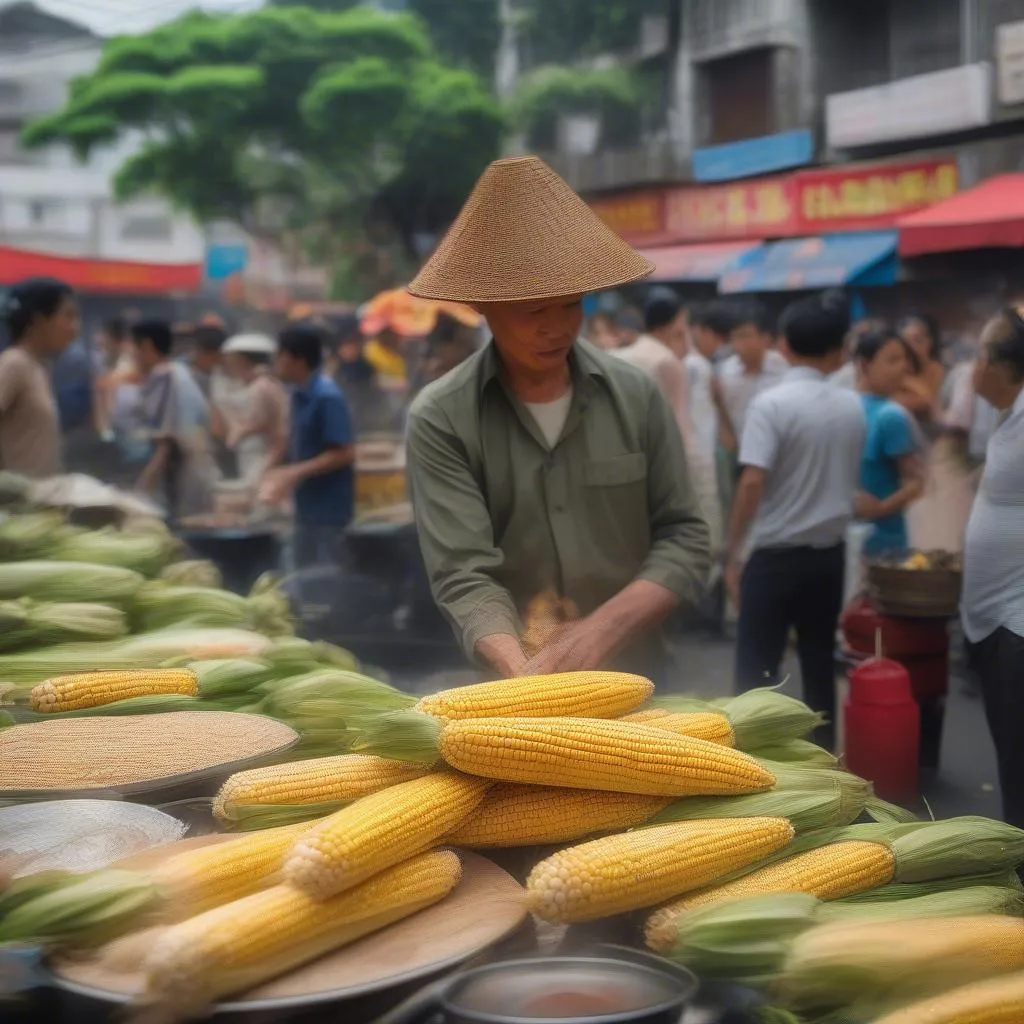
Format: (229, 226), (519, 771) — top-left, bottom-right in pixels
(854, 328), (925, 557)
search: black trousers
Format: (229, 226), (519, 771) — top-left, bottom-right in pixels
(735, 544), (845, 748)
(966, 627), (1024, 831)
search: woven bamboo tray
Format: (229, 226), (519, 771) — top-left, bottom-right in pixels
(866, 558), (962, 619)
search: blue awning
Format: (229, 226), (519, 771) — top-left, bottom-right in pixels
(718, 231), (898, 294)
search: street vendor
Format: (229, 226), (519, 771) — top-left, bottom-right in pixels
(405, 156), (710, 682)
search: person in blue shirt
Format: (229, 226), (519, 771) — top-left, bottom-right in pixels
(854, 327), (924, 557)
(260, 322), (356, 568)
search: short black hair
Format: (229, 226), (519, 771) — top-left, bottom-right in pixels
(730, 299), (774, 335)
(278, 322), (324, 370)
(689, 301), (736, 338)
(193, 324), (227, 353)
(104, 316), (128, 341)
(644, 286), (681, 332)
(897, 312), (942, 360)
(780, 291), (851, 357)
(3, 277), (75, 341)
(982, 308), (1024, 382)
(854, 327), (919, 374)
(131, 319), (174, 357)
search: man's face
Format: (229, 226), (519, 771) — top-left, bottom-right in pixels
(690, 325), (723, 361)
(275, 349), (305, 385)
(479, 296), (584, 375)
(661, 311), (690, 358)
(192, 347), (221, 373)
(730, 322), (772, 370)
(133, 338), (159, 374)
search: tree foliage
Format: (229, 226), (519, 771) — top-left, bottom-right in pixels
(22, 4), (503, 297)
(406, 0), (502, 78)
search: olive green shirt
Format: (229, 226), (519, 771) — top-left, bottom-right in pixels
(406, 339), (710, 677)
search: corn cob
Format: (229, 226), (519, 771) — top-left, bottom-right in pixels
(445, 785), (670, 848)
(439, 716), (776, 796)
(213, 754), (433, 829)
(151, 821), (316, 919)
(417, 672), (654, 721)
(778, 915), (1024, 1013)
(28, 668), (199, 713)
(622, 710), (735, 746)
(527, 817), (795, 924)
(284, 772), (490, 900)
(872, 970), (1024, 1024)
(142, 850), (462, 1016)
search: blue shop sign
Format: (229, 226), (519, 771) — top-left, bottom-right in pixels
(205, 244), (248, 281)
(693, 129), (814, 183)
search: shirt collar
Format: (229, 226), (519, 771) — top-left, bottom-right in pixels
(478, 338), (607, 399)
(784, 365), (827, 382)
(294, 372), (321, 400)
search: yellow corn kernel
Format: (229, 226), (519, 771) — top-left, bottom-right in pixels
(622, 710), (735, 746)
(151, 821), (315, 919)
(212, 754), (431, 826)
(416, 672), (654, 721)
(30, 669), (198, 712)
(872, 969), (1024, 1024)
(439, 716), (775, 797)
(143, 849), (462, 1015)
(645, 839), (896, 952)
(779, 915), (1024, 1012)
(621, 708), (671, 723)
(527, 816), (795, 924)
(284, 771), (489, 900)
(446, 784), (670, 848)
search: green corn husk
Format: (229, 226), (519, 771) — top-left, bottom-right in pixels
(839, 869), (1024, 902)
(10, 695), (231, 721)
(0, 627), (275, 685)
(132, 583), (250, 632)
(159, 559), (223, 589)
(748, 740), (838, 768)
(0, 599), (127, 652)
(660, 885), (1024, 987)
(222, 799), (349, 831)
(182, 658), (279, 700)
(120, 517), (171, 538)
(0, 561), (143, 605)
(650, 766), (872, 835)
(348, 707), (443, 762)
(0, 511), (66, 560)
(46, 527), (181, 577)
(655, 688), (824, 749)
(0, 471), (32, 508)
(0, 869), (161, 948)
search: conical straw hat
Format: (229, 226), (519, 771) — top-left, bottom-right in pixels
(409, 156), (654, 304)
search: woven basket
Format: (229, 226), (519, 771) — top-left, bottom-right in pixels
(866, 561), (962, 619)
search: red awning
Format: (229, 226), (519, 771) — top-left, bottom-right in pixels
(0, 245), (202, 294)
(898, 174), (1024, 257)
(639, 241), (761, 283)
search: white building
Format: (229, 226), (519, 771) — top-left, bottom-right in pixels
(0, 2), (205, 269)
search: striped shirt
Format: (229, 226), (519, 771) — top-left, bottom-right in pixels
(962, 388), (1024, 642)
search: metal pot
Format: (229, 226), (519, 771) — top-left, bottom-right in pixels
(374, 951), (699, 1024)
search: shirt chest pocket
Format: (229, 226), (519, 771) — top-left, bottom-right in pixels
(582, 453), (650, 553)
(584, 453), (648, 488)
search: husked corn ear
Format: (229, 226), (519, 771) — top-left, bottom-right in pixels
(151, 821), (314, 919)
(528, 817), (795, 924)
(416, 672), (654, 721)
(213, 754), (431, 826)
(621, 708), (671, 723)
(439, 717), (775, 796)
(872, 970), (1024, 1024)
(284, 772), (489, 900)
(30, 668), (198, 712)
(645, 839), (896, 951)
(446, 785), (670, 848)
(778, 914), (1024, 1012)
(143, 850), (462, 1015)
(622, 710), (735, 746)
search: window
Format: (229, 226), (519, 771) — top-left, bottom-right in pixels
(120, 215), (173, 241)
(700, 48), (776, 145)
(28, 198), (63, 226)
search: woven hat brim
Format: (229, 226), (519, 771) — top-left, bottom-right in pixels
(408, 155), (656, 304)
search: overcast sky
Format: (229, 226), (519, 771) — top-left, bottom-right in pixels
(32, 0), (265, 36)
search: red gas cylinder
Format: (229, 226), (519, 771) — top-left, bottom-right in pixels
(844, 656), (920, 804)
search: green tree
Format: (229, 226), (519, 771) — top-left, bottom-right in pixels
(406, 0), (501, 78)
(23, 5), (503, 298)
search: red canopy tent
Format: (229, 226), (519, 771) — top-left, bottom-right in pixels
(898, 174), (1024, 257)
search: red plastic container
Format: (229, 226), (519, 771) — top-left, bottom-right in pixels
(844, 656), (920, 804)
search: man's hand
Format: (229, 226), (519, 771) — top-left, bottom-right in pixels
(724, 557), (742, 609)
(475, 633), (529, 678)
(854, 491), (885, 520)
(259, 466), (300, 505)
(519, 615), (619, 676)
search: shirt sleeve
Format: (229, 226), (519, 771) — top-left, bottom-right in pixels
(738, 397), (779, 470)
(879, 405), (917, 458)
(321, 391), (354, 448)
(653, 356), (693, 448)
(635, 383), (711, 605)
(406, 397), (521, 659)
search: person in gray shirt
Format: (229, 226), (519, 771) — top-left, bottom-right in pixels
(725, 291), (866, 747)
